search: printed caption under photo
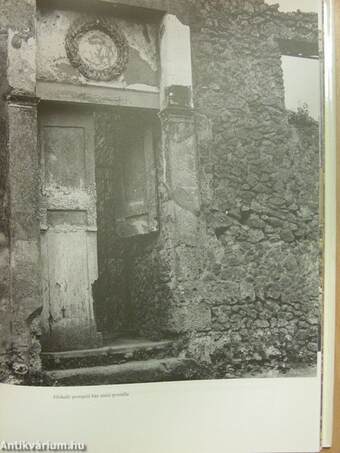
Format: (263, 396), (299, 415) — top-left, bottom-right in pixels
(53, 390), (130, 401)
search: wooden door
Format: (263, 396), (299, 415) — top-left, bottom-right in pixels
(39, 105), (100, 352)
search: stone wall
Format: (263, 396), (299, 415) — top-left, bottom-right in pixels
(126, 0), (320, 377)
(178, 0), (320, 376)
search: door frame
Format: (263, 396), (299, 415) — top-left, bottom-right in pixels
(4, 3), (198, 376)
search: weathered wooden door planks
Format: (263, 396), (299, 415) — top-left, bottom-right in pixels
(39, 105), (99, 351)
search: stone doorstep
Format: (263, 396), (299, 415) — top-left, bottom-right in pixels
(41, 339), (175, 371)
(46, 358), (198, 386)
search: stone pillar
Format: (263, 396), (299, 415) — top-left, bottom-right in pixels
(159, 14), (199, 244)
(158, 15), (211, 334)
(7, 94), (42, 379)
(159, 109), (201, 247)
(0, 29), (11, 381)
(4, 0), (42, 381)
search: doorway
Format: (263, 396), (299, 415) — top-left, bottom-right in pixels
(39, 103), (159, 352)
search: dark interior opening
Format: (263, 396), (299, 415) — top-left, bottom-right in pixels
(93, 106), (160, 342)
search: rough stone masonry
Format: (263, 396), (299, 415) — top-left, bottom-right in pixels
(122, 0), (320, 378)
(181, 0), (320, 378)
(0, 0), (321, 384)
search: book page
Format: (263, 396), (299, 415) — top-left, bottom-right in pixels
(0, 0), (327, 452)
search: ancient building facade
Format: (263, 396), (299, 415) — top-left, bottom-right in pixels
(0, 0), (320, 385)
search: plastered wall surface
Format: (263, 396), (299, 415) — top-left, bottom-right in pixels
(37, 8), (159, 91)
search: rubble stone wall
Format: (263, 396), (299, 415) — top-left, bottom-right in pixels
(127, 0), (320, 377)
(184, 0), (320, 376)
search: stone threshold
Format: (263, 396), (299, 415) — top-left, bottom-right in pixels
(41, 338), (175, 371)
(46, 357), (198, 386)
(42, 338), (173, 359)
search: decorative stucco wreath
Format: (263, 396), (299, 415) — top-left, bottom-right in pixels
(65, 17), (129, 81)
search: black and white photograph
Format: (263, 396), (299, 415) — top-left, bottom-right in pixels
(0, 0), (323, 388)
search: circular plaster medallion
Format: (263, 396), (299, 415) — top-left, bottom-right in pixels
(65, 17), (129, 81)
